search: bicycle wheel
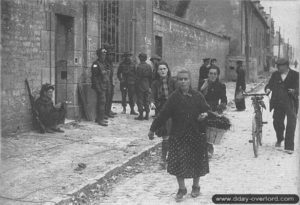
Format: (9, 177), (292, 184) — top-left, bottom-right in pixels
(257, 112), (263, 146)
(252, 115), (259, 157)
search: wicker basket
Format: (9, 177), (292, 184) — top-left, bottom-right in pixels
(206, 127), (226, 145)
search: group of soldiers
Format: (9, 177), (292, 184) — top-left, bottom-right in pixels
(91, 45), (163, 126)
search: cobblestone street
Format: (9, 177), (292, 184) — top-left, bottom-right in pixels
(91, 88), (299, 205)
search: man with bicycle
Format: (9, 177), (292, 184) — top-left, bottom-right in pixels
(265, 58), (299, 154)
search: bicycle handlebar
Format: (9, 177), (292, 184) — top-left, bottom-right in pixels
(243, 92), (269, 97)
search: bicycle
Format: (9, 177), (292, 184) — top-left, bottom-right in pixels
(243, 92), (268, 157)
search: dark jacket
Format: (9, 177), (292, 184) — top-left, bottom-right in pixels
(136, 62), (152, 92)
(151, 77), (177, 110)
(35, 96), (65, 127)
(117, 60), (137, 85)
(91, 59), (110, 92)
(198, 80), (227, 111)
(106, 60), (114, 85)
(236, 68), (246, 91)
(265, 69), (299, 111)
(150, 89), (211, 137)
(199, 64), (210, 81)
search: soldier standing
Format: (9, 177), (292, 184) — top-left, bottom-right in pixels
(117, 52), (139, 115)
(199, 58), (211, 82)
(104, 46), (117, 118)
(135, 53), (153, 120)
(91, 48), (110, 126)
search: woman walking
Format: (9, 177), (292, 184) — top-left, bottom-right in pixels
(148, 68), (211, 201)
(150, 61), (177, 169)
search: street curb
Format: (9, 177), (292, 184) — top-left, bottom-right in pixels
(47, 141), (162, 205)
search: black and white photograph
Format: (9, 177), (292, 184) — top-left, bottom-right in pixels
(0, 0), (299, 204)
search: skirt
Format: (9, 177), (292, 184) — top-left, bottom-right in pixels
(167, 129), (209, 178)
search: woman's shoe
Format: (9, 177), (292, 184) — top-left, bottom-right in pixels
(175, 188), (187, 202)
(191, 185), (200, 198)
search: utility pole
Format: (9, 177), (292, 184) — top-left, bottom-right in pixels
(244, 0), (250, 81)
(278, 27), (281, 58)
(287, 38), (289, 60)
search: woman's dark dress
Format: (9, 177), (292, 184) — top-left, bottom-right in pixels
(235, 68), (246, 110)
(198, 80), (227, 111)
(150, 89), (210, 178)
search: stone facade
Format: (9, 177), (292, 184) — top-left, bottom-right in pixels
(181, 0), (270, 81)
(153, 9), (230, 88)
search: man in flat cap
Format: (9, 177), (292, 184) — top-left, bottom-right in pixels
(265, 58), (299, 154)
(35, 83), (66, 133)
(91, 48), (110, 126)
(135, 53), (153, 120)
(117, 52), (139, 115)
(210, 58), (220, 76)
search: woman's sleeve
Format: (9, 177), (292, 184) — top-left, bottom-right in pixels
(150, 94), (174, 132)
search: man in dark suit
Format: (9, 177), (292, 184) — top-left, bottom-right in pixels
(265, 58), (299, 154)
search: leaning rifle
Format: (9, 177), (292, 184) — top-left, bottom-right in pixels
(25, 79), (46, 133)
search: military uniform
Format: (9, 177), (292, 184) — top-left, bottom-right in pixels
(105, 59), (115, 117)
(91, 59), (110, 124)
(135, 61), (152, 117)
(117, 58), (137, 113)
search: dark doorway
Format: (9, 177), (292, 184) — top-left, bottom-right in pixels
(155, 35), (163, 58)
(55, 14), (74, 103)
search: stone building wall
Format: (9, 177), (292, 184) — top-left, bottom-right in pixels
(153, 9), (230, 89)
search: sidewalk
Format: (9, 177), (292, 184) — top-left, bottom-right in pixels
(0, 75), (269, 205)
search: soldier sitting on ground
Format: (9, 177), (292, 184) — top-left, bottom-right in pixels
(35, 83), (66, 133)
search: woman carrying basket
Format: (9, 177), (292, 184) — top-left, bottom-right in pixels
(148, 68), (211, 202)
(150, 61), (177, 169)
(198, 65), (227, 157)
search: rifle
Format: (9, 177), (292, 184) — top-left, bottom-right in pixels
(25, 79), (46, 133)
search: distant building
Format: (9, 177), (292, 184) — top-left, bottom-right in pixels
(166, 0), (272, 81)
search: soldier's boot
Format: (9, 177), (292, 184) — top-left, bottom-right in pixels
(110, 111), (117, 115)
(130, 106), (138, 115)
(98, 120), (108, 126)
(106, 112), (115, 118)
(144, 112), (149, 120)
(121, 107), (126, 114)
(134, 112), (144, 120)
